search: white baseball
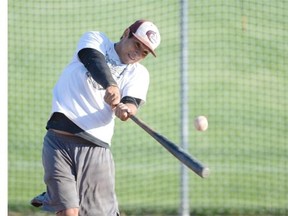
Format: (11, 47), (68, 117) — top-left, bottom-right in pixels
(194, 116), (208, 131)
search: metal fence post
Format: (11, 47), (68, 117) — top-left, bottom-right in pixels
(179, 0), (189, 215)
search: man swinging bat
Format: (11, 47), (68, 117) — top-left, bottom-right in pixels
(31, 19), (161, 216)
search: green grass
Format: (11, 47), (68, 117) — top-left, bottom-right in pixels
(8, 0), (288, 215)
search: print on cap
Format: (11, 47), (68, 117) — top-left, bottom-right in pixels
(146, 30), (158, 45)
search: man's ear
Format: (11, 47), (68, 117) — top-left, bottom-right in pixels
(121, 28), (130, 39)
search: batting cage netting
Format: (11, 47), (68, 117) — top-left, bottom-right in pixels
(8, 0), (287, 215)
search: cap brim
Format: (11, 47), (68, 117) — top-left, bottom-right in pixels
(132, 33), (157, 57)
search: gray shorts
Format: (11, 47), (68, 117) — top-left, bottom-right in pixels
(41, 130), (119, 216)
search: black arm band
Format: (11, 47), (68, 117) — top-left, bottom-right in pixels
(78, 48), (117, 89)
(120, 96), (142, 108)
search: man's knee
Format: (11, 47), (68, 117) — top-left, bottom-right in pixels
(56, 208), (79, 216)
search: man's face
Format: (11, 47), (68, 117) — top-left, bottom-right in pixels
(117, 33), (151, 64)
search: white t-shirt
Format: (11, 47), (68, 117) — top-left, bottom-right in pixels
(51, 31), (150, 144)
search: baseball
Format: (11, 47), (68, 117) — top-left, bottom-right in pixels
(194, 116), (208, 131)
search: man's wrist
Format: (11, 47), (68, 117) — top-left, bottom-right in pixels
(108, 83), (118, 87)
(106, 83), (118, 88)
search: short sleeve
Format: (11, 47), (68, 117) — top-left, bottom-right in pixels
(76, 31), (109, 56)
(121, 65), (150, 106)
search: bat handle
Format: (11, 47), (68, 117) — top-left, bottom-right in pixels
(129, 115), (136, 121)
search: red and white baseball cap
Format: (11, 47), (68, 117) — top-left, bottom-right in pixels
(128, 20), (161, 57)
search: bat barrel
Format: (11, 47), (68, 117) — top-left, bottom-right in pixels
(202, 167), (210, 178)
(164, 141), (209, 178)
(130, 115), (210, 178)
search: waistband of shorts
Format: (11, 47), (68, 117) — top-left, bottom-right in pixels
(47, 129), (110, 149)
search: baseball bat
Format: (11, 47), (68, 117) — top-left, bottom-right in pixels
(129, 115), (210, 178)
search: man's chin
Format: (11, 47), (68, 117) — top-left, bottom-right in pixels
(122, 59), (135, 64)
